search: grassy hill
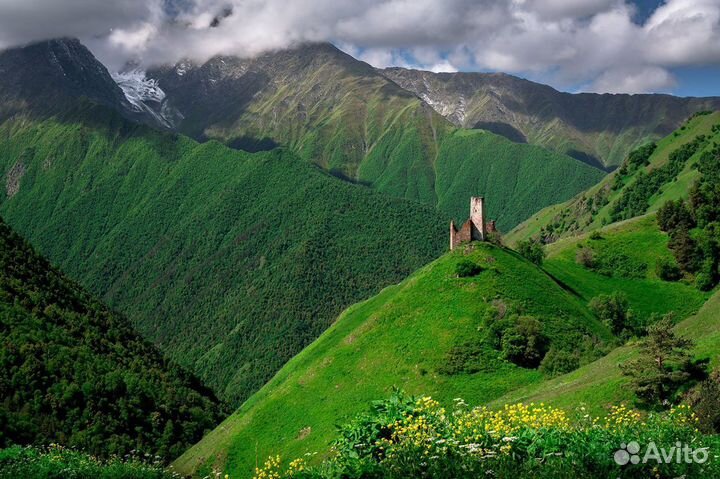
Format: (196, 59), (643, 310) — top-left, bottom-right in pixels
(173, 235), (705, 478)
(148, 44), (605, 231)
(496, 278), (720, 414)
(0, 216), (225, 460)
(507, 111), (720, 245)
(495, 214), (714, 409)
(174, 191), (714, 478)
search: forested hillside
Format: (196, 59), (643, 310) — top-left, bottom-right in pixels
(0, 103), (449, 406)
(0, 217), (225, 460)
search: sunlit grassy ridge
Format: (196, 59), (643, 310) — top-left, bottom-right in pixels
(174, 243), (617, 477)
(495, 286), (720, 413)
(507, 111), (720, 245)
(542, 215), (708, 321)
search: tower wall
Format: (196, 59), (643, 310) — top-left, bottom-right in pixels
(470, 196), (485, 241)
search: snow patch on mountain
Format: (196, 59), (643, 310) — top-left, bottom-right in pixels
(113, 70), (166, 107)
(113, 70), (173, 127)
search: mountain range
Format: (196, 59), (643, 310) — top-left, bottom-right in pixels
(114, 42), (720, 174)
(0, 35), (719, 477)
(0, 38), (610, 407)
(382, 67), (720, 168)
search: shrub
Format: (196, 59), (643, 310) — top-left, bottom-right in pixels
(655, 257), (682, 281)
(0, 445), (174, 479)
(539, 348), (580, 377)
(500, 316), (549, 368)
(696, 272), (715, 291)
(687, 371), (720, 433)
(575, 246), (595, 268)
(516, 239), (545, 266)
(589, 230), (603, 240)
(668, 229), (702, 273)
(589, 292), (633, 335)
(657, 200), (695, 233)
(455, 260), (482, 278)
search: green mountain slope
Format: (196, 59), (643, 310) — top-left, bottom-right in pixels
(496, 231), (720, 412)
(147, 44), (605, 231)
(0, 104), (448, 406)
(507, 111), (720, 245)
(382, 67), (720, 168)
(173, 243), (621, 478)
(0, 216), (225, 460)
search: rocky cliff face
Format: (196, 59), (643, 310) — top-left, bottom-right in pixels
(0, 39), (165, 127)
(381, 67), (720, 168)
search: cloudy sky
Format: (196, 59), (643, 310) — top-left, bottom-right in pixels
(0, 0), (718, 96)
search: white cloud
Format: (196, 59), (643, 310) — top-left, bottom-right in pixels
(0, 0), (719, 93)
(588, 65), (677, 93)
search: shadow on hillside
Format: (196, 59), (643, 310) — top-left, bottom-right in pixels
(473, 121), (527, 143)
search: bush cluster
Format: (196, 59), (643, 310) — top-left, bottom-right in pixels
(656, 146), (720, 290)
(611, 136), (707, 222)
(254, 392), (720, 479)
(0, 445), (176, 479)
(455, 260), (482, 278)
(516, 239), (545, 266)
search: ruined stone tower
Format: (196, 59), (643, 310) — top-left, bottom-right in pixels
(469, 196), (485, 242)
(450, 197), (496, 250)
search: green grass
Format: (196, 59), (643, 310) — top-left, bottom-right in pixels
(0, 105), (447, 407)
(507, 111), (720, 245)
(0, 446), (175, 479)
(494, 288), (720, 414)
(173, 243), (613, 478)
(543, 215), (709, 321)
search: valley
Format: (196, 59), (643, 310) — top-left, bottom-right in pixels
(0, 15), (718, 479)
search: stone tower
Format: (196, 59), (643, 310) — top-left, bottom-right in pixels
(470, 196), (485, 241)
(449, 196), (495, 250)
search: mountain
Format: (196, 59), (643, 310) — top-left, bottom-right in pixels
(381, 67), (720, 169)
(0, 38), (165, 128)
(507, 111), (720, 245)
(137, 43), (605, 231)
(0, 216), (226, 460)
